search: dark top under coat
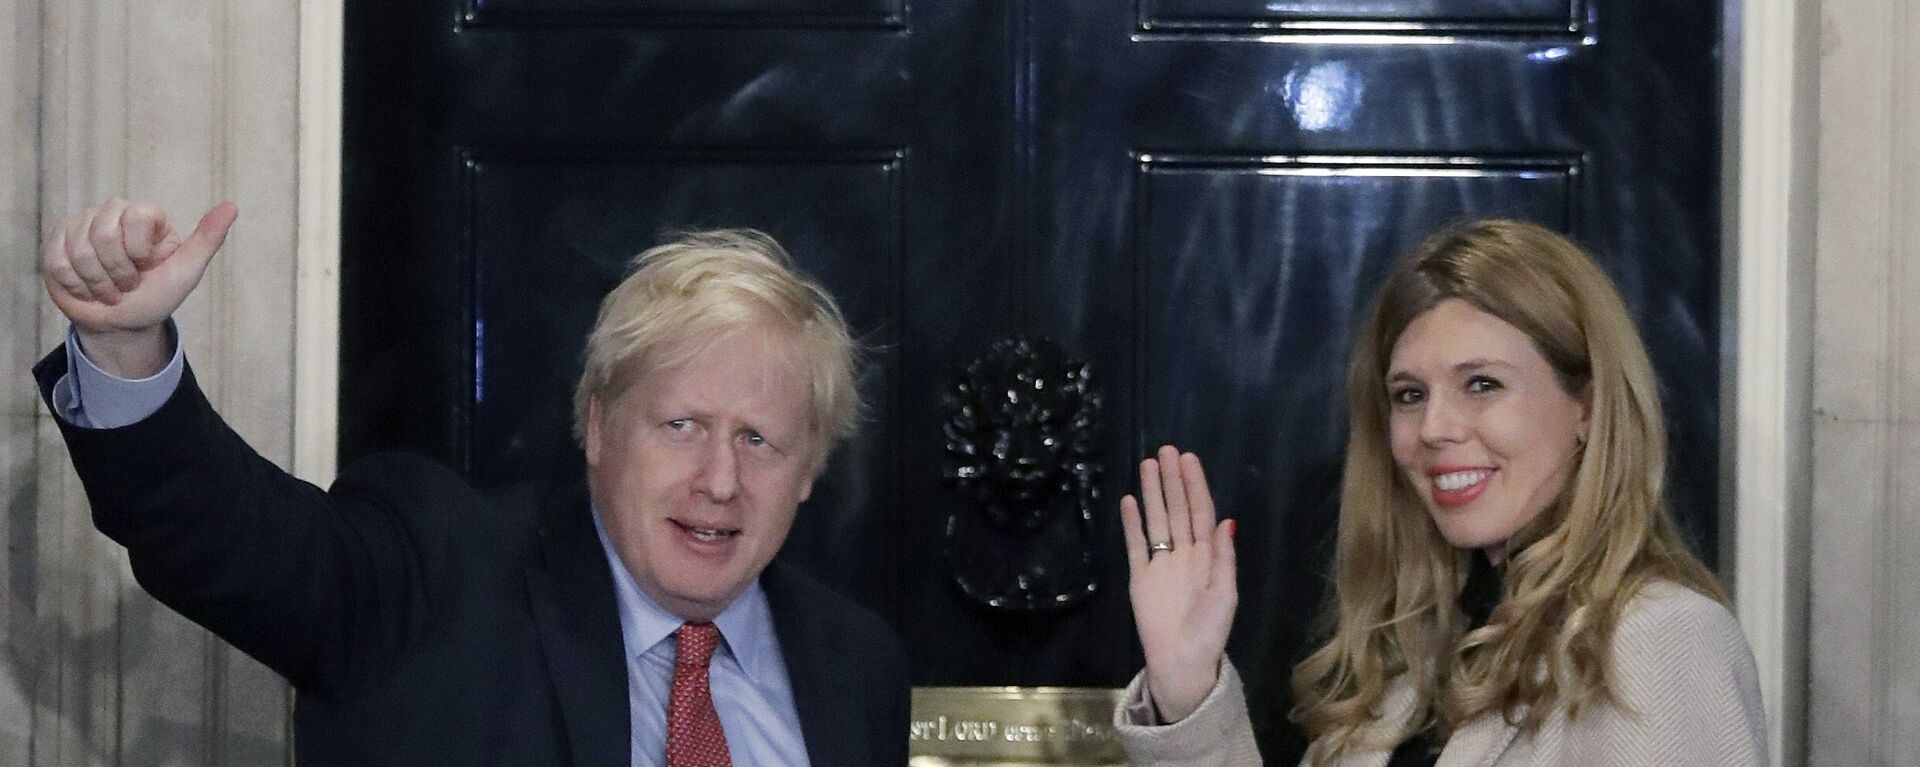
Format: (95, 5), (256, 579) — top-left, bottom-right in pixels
(1386, 550), (1504, 767)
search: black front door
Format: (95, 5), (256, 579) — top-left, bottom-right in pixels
(342, 0), (1720, 757)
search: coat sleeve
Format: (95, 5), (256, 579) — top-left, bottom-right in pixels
(1567, 584), (1771, 766)
(34, 346), (467, 697)
(1112, 660), (1265, 767)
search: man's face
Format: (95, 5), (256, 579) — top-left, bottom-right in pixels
(585, 325), (817, 622)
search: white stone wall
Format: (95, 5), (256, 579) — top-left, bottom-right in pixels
(1807, 0), (1920, 764)
(1, 0), (45, 760)
(0, 0), (313, 762)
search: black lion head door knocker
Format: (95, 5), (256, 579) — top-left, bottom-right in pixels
(942, 337), (1104, 612)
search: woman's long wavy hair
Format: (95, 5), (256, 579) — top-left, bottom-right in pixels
(1289, 220), (1726, 763)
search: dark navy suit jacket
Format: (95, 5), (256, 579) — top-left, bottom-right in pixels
(36, 346), (909, 766)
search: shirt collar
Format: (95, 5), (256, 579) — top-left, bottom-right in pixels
(590, 506), (782, 686)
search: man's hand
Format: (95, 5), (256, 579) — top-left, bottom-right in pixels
(1120, 445), (1238, 724)
(41, 198), (238, 378)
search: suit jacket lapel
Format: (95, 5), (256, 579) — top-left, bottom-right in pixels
(526, 495), (629, 767)
(763, 559), (863, 767)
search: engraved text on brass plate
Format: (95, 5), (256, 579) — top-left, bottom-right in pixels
(909, 687), (1127, 766)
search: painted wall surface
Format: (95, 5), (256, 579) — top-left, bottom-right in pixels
(1808, 1), (1920, 764)
(2, 0), (300, 763)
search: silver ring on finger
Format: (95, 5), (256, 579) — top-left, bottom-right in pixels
(1148, 541), (1175, 557)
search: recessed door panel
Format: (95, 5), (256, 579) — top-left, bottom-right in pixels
(1140, 0), (1579, 30)
(464, 0), (902, 27)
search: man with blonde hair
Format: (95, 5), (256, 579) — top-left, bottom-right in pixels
(33, 198), (908, 766)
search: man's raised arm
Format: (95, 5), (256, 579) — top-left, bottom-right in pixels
(32, 198), (439, 694)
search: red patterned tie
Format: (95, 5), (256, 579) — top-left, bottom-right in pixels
(667, 622), (733, 767)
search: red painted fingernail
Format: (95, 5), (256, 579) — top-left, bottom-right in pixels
(1226, 519), (1237, 538)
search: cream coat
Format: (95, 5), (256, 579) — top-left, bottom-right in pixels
(1114, 582), (1768, 766)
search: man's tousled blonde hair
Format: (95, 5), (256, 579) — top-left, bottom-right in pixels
(572, 229), (860, 469)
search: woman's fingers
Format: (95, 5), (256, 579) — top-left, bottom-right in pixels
(1134, 447), (1223, 559)
(1120, 494), (1148, 572)
(1158, 445), (1193, 548)
(1181, 452), (1216, 560)
(1211, 518), (1238, 595)
(1138, 457), (1172, 555)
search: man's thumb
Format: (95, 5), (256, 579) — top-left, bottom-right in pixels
(176, 202), (239, 265)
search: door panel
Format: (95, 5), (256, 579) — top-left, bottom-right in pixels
(462, 0), (903, 27)
(1140, 0), (1580, 29)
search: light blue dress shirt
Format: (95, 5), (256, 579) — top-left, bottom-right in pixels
(51, 324), (186, 429)
(590, 512), (812, 767)
(55, 325), (814, 767)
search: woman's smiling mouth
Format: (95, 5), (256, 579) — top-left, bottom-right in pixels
(1428, 467), (1495, 508)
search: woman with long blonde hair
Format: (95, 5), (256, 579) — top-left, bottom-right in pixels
(1112, 220), (1768, 765)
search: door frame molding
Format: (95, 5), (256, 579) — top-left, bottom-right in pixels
(296, 0), (343, 487)
(1724, 0), (1816, 763)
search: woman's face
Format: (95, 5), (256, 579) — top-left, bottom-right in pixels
(1386, 299), (1589, 553)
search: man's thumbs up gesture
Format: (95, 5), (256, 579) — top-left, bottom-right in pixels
(41, 198), (238, 378)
